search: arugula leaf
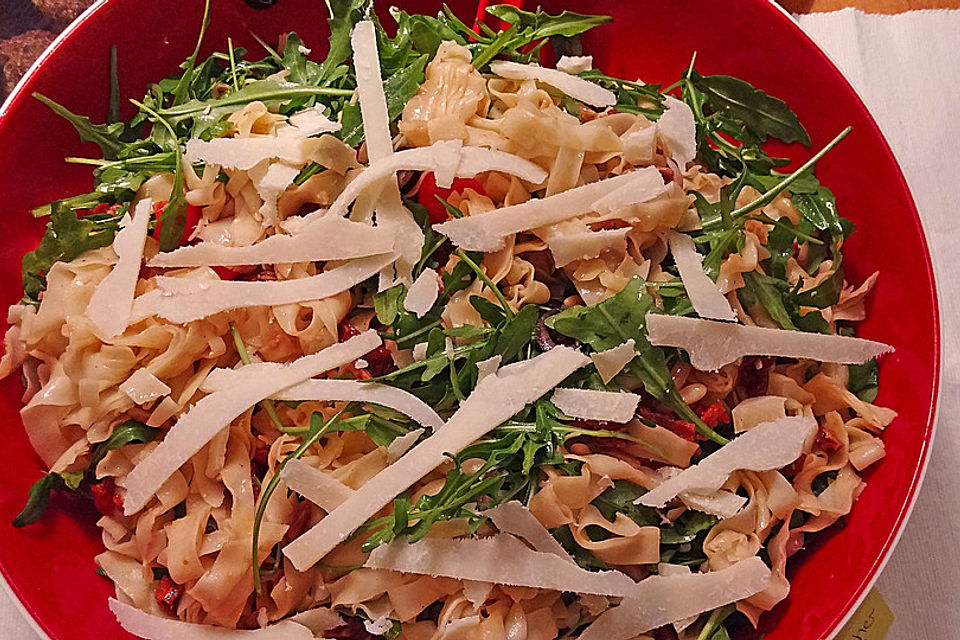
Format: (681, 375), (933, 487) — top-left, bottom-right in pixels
(88, 420), (161, 475)
(34, 94), (125, 159)
(374, 284), (406, 326)
(320, 0), (372, 78)
(339, 55), (428, 147)
(485, 5), (611, 39)
(493, 304), (538, 362)
(170, 0), (212, 105)
(547, 279), (727, 444)
(22, 207), (123, 306)
(792, 185), (845, 237)
(848, 360), (880, 402)
(690, 72), (811, 146)
(741, 272), (797, 330)
(13, 474), (71, 527)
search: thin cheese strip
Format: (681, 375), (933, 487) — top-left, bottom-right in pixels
(656, 96), (697, 168)
(434, 168), (665, 252)
(325, 142), (547, 219)
(352, 20), (393, 162)
(86, 199), (152, 338)
(201, 376), (443, 430)
(646, 313), (894, 371)
(638, 416), (817, 508)
(485, 501), (575, 563)
(277, 106), (341, 138)
(551, 388), (640, 424)
(489, 61), (616, 108)
(365, 535), (636, 596)
(131, 254), (394, 325)
(122, 331), (380, 514)
(149, 215), (395, 267)
(590, 339), (636, 384)
(386, 428), (424, 462)
(109, 599), (316, 639)
(578, 558), (772, 640)
(282, 346), (590, 569)
(668, 231), (736, 321)
(679, 489), (747, 519)
(249, 161), (300, 222)
(403, 270), (440, 318)
(281, 459), (355, 512)
(184, 137), (321, 171)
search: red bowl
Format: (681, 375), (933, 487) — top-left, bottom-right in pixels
(0, 1), (939, 639)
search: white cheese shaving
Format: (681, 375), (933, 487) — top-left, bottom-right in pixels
(656, 96), (697, 168)
(281, 459), (355, 512)
(551, 388), (640, 424)
(122, 331), (380, 514)
(590, 339), (636, 384)
(485, 501), (574, 563)
(732, 395), (788, 433)
(131, 254), (395, 324)
(184, 137), (321, 171)
(282, 346), (590, 569)
(475, 354), (502, 382)
(364, 617), (393, 636)
(489, 60), (615, 107)
(277, 106), (341, 138)
(119, 368), (171, 406)
(386, 428), (425, 462)
(365, 534), (636, 596)
(201, 376), (444, 430)
(668, 231), (736, 321)
(149, 214), (395, 267)
(109, 598), (315, 639)
(679, 489), (747, 519)
(325, 141), (547, 220)
(592, 167), (669, 215)
(402, 269), (440, 318)
(85, 198), (152, 338)
(578, 557), (771, 640)
(435, 168), (665, 252)
(645, 313), (894, 371)
(249, 161), (300, 222)
(351, 21), (393, 162)
(657, 564), (698, 633)
(638, 416), (817, 508)
(556, 55), (593, 74)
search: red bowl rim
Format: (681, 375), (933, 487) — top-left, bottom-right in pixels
(0, 1), (942, 639)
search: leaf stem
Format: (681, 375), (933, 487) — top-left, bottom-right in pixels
(229, 322), (294, 434)
(455, 250), (514, 319)
(730, 127), (852, 219)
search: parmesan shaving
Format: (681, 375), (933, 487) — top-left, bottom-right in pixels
(434, 168), (665, 252)
(120, 368), (171, 406)
(638, 416), (817, 508)
(277, 106), (341, 138)
(668, 231), (736, 321)
(201, 376), (443, 430)
(386, 428), (424, 463)
(475, 355), (501, 382)
(325, 142), (547, 219)
(122, 331), (380, 514)
(85, 198), (152, 338)
(578, 558), (771, 640)
(149, 215), (395, 267)
(280, 459), (355, 512)
(656, 96), (697, 168)
(679, 489), (747, 519)
(592, 168), (669, 215)
(184, 137), (321, 171)
(109, 599), (315, 639)
(402, 269), (440, 318)
(131, 254), (395, 324)
(590, 339), (636, 384)
(365, 535), (636, 596)
(485, 501), (574, 563)
(646, 313), (894, 371)
(551, 388), (640, 423)
(282, 346), (590, 569)
(489, 60), (615, 107)
(545, 222), (629, 268)
(351, 21), (393, 162)
(556, 55), (593, 74)
(249, 161), (300, 222)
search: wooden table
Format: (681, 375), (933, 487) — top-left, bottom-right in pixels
(781, 0), (960, 11)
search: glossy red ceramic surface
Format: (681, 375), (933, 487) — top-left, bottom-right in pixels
(0, 1), (939, 639)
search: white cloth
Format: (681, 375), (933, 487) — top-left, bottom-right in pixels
(797, 9), (960, 640)
(1, 7), (958, 640)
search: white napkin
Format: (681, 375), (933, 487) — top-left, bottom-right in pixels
(798, 9), (960, 640)
(2, 7), (958, 640)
